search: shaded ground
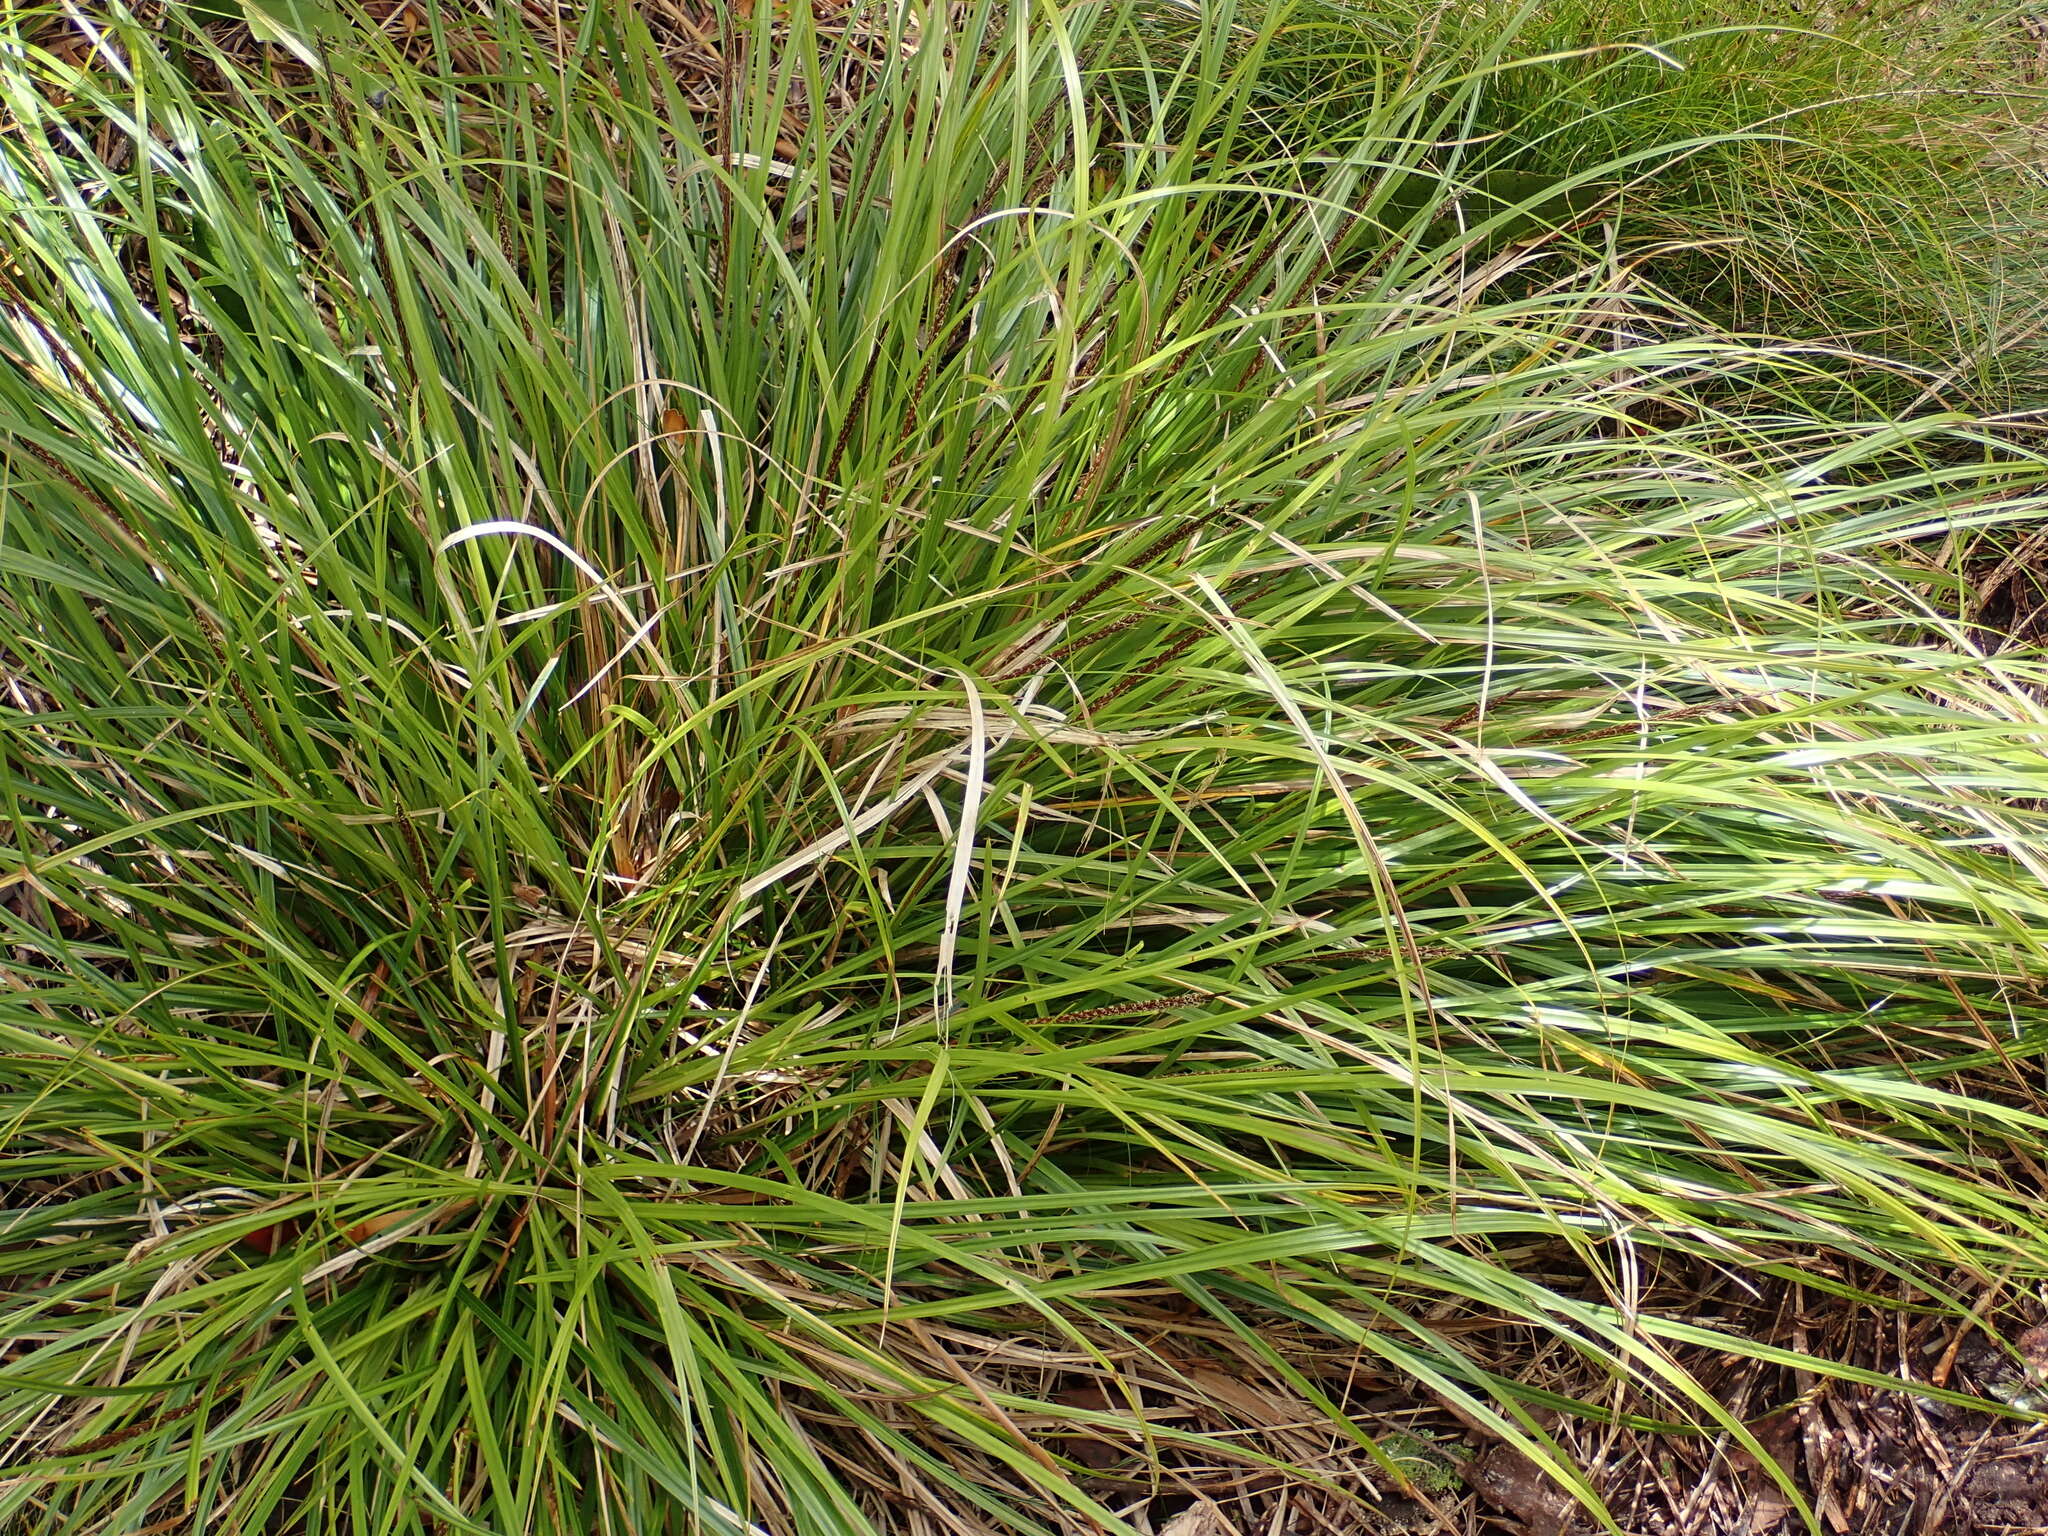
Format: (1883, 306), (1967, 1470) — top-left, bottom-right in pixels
(1971, 529), (2048, 655)
(1564, 1280), (2048, 1535)
(1322, 1265), (2048, 1536)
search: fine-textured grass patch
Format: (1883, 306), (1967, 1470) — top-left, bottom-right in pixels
(5, 3), (2048, 1534)
(1298, 0), (2048, 414)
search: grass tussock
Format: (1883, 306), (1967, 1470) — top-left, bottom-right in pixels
(4, 3), (2048, 1534)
